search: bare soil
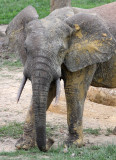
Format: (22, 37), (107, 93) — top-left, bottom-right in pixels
(0, 67), (116, 152)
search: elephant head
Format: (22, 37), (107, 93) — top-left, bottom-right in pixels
(6, 6), (116, 151)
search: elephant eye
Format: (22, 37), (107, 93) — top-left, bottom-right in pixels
(24, 43), (28, 54)
(59, 43), (66, 52)
(60, 47), (64, 52)
(25, 47), (28, 53)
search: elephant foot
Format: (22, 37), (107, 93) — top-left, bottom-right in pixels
(65, 134), (84, 148)
(15, 123), (36, 150)
(15, 136), (35, 150)
(73, 138), (84, 147)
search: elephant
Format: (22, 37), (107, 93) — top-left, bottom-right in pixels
(6, 2), (116, 151)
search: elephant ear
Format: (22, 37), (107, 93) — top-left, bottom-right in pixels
(64, 13), (116, 72)
(6, 6), (38, 65)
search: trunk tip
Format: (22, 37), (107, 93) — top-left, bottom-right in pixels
(38, 138), (55, 152)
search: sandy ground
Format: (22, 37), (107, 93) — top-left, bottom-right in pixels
(0, 67), (116, 152)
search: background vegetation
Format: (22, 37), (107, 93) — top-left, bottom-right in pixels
(0, 0), (115, 24)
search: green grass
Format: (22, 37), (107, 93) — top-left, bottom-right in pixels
(72, 0), (116, 8)
(0, 122), (23, 139)
(0, 53), (23, 68)
(0, 122), (56, 139)
(105, 128), (113, 136)
(1, 59), (22, 67)
(0, 0), (50, 24)
(84, 128), (101, 136)
(0, 0), (116, 24)
(0, 144), (116, 160)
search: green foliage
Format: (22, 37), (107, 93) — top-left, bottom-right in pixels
(84, 128), (101, 136)
(0, 122), (23, 139)
(0, 0), (116, 24)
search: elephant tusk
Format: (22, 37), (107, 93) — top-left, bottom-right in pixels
(55, 78), (61, 104)
(17, 76), (27, 103)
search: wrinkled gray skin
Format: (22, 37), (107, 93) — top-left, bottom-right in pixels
(6, 2), (116, 151)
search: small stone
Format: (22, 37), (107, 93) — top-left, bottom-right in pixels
(71, 153), (76, 157)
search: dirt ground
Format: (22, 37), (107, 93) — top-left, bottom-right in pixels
(0, 67), (116, 152)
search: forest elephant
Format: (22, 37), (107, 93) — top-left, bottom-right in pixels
(6, 2), (116, 152)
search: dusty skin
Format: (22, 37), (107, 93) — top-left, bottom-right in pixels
(0, 67), (116, 152)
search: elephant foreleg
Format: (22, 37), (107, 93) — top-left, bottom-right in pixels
(15, 81), (56, 149)
(64, 64), (96, 147)
(15, 99), (36, 149)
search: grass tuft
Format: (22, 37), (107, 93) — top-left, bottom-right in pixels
(0, 122), (23, 139)
(84, 128), (101, 136)
(0, 122), (56, 139)
(0, 54), (23, 68)
(2, 59), (22, 67)
(105, 128), (113, 136)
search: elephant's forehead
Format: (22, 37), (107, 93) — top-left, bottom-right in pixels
(26, 20), (63, 51)
(27, 19), (66, 37)
(41, 18), (62, 28)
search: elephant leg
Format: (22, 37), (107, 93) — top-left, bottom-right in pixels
(15, 81), (56, 150)
(64, 65), (96, 147)
(15, 99), (36, 149)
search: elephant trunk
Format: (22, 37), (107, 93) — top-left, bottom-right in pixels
(32, 78), (48, 151)
(32, 67), (54, 151)
(17, 56), (61, 151)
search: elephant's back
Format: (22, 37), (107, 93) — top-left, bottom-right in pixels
(91, 2), (116, 39)
(72, 2), (116, 39)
